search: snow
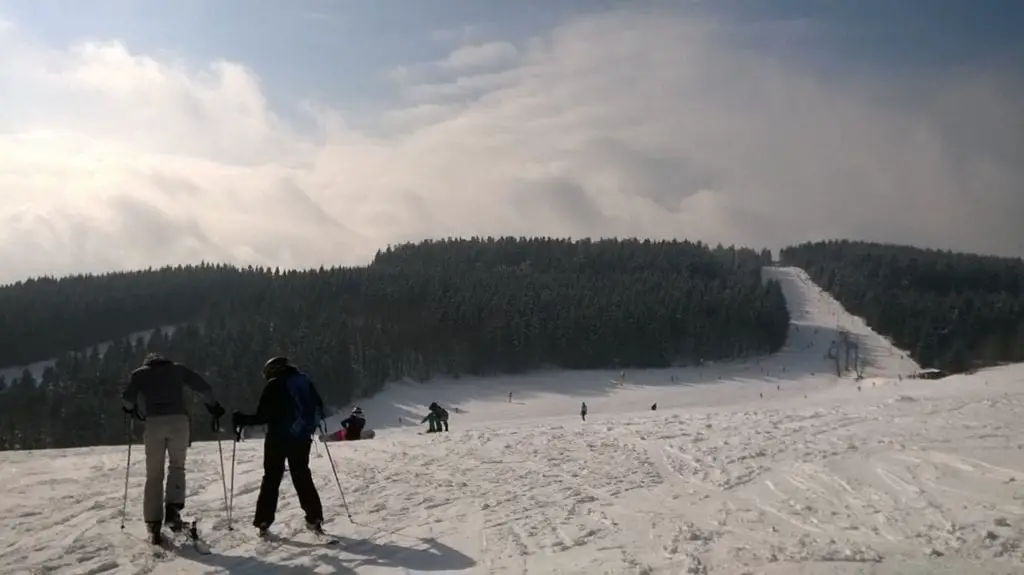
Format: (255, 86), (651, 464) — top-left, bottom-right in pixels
(326, 266), (919, 434)
(3, 267), (1024, 574)
(761, 266), (921, 379)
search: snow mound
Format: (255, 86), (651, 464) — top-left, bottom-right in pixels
(892, 394), (918, 403)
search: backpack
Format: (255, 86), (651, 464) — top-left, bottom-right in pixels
(282, 372), (323, 438)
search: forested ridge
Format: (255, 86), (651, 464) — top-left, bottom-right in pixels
(0, 237), (789, 450)
(781, 240), (1024, 373)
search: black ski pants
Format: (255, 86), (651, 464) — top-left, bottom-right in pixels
(253, 434), (323, 527)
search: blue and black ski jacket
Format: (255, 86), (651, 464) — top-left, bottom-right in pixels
(245, 368), (325, 440)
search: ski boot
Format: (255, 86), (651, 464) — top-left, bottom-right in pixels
(256, 521), (271, 539)
(305, 519), (338, 545)
(305, 519), (325, 536)
(165, 503), (185, 533)
(146, 521), (163, 545)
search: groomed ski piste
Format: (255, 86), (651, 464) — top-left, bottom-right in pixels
(3, 266), (1024, 574)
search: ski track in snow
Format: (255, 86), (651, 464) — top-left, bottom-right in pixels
(2, 266), (1024, 574)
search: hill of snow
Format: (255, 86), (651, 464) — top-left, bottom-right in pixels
(322, 266), (920, 435)
(2, 267), (1022, 574)
(761, 266), (921, 379)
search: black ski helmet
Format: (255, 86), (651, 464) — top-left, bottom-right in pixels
(263, 356), (293, 380)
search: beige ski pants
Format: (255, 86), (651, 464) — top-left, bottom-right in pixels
(142, 414), (190, 523)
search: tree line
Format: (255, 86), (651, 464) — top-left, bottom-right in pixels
(781, 240), (1024, 373)
(0, 237), (789, 450)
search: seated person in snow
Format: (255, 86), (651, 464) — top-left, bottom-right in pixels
(338, 407), (366, 440)
(321, 407), (370, 441)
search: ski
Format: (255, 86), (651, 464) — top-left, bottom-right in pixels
(135, 530), (176, 559)
(181, 520), (212, 555)
(253, 526), (281, 556)
(255, 525), (339, 546)
(309, 529), (340, 546)
(148, 537), (172, 558)
(159, 519), (212, 555)
(303, 521), (340, 545)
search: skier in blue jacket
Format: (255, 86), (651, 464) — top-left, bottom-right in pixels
(232, 356), (326, 536)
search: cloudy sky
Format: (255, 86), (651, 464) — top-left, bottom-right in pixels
(0, 0), (1021, 283)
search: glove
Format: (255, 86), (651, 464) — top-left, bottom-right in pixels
(122, 403), (144, 420)
(231, 411), (251, 429)
(231, 411), (251, 442)
(206, 402), (225, 432)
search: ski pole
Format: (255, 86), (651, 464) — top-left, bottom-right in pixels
(213, 421), (231, 527)
(319, 422), (352, 521)
(227, 425), (241, 530)
(119, 414), (133, 530)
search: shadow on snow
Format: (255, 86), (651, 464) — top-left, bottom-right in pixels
(171, 532), (476, 574)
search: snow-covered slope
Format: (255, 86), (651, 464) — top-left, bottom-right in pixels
(325, 266), (918, 434)
(4, 268), (1023, 574)
(762, 266), (921, 379)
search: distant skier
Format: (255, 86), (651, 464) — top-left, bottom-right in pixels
(231, 356), (326, 536)
(509, 391), (513, 403)
(437, 403), (449, 431)
(651, 403), (657, 411)
(427, 402), (449, 432)
(422, 402), (449, 432)
(121, 353), (225, 544)
(580, 401), (587, 422)
(422, 410), (438, 433)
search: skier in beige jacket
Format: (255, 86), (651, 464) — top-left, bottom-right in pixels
(121, 353), (225, 544)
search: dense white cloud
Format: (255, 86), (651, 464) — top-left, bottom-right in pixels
(438, 41), (519, 72)
(0, 8), (1021, 284)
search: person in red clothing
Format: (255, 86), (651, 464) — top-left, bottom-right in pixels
(338, 407), (366, 440)
(321, 407), (371, 441)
